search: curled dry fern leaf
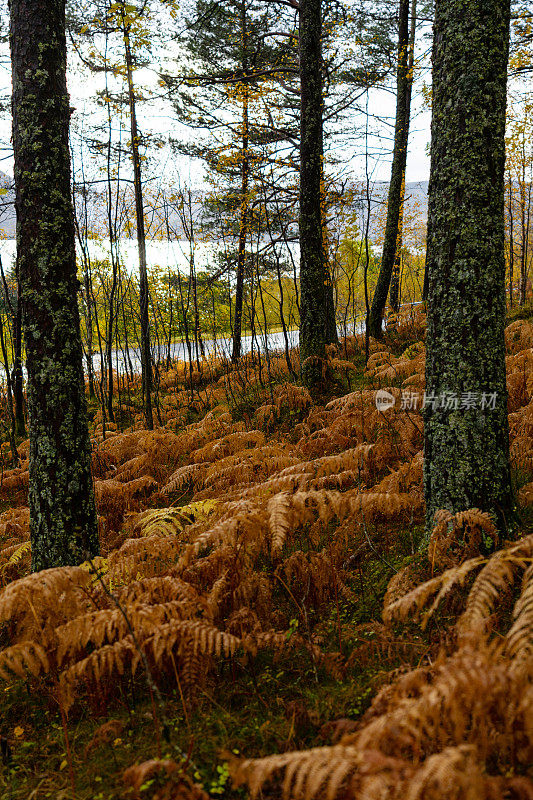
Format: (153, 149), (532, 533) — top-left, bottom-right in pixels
(428, 508), (497, 570)
(147, 619), (240, 662)
(404, 745), (492, 800)
(385, 527), (533, 653)
(231, 745), (364, 800)
(55, 599), (204, 665)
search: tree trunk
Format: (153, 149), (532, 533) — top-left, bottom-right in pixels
(389, 176), (406, 312)
(321, 160), (338, 345)
(231, 0), (250, 363)
(105, 74), (119, 424)
(82, 261), (96, 399)
(0, 254), (26, 437)
(0, 309), (19, 465)
(508, 174), (514, 307)
(299, 0), (331, 386)
(368, 0), (413, 338)
(423, 0), (513, 536)
(121, 3), (153, 429)
(10, 0), (99, 570)
(12, 261), (26, 436)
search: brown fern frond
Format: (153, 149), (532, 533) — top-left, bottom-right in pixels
(161, 462), (209, 495)
(119, 575), (206, 609)
(114, 453), (150, 483)
(404, 745), (491, 800)
(268, 493), (293, 555)
(231, 745), (409, 800)
(0, 640), (49, 681)
(428, 508), (497, 570)
(59, 636), (139, 711)
(55, 598), (204, 664)
(505, 564), (533, 659)
(107, 535), (181, 582)
(0, 467), (29, 502)
(352, 644), (520, 760)
(505, 319), (533, 354)
(457, 552), (522, 641)
(191, 430), (265, 465)
(232, 640), (533, 798)
(0, 507), (30, 541)
(383, 557), (485, 626)
(147, 619), (240, 664)
(0, 566), (92, 639)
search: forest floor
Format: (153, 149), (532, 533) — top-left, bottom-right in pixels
(1, 304), (533, 799)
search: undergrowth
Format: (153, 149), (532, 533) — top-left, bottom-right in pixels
(0, 305), (533, 798)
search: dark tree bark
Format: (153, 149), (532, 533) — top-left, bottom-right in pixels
(299, 0), (336, 386)
(508, 173), (514, 307)
(10, 0), (99, 570)
(13, 287), (26, 437)
(368, 0), (413, 338)
(120, 1), (153, 429)
(423, 0), (513, 536)
(104, 68), (119, 425)
(231, 2), (250, 363)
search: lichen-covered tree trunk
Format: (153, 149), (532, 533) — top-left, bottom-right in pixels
(299, 0), (335, 386)
(424, 0), (513, 536)
(368, 0), (412, 339)
(10, 0), (99, 570)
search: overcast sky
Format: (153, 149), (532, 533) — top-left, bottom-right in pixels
(0, 23), (433, 188)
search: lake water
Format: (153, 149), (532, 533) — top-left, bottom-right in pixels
(0, 236), (364, 380)
(0, 237), (300, 275)
(0, 238), (230, 274)
(100, 328), (301, 376)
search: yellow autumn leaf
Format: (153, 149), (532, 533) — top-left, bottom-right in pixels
(14, 726), (24, 738)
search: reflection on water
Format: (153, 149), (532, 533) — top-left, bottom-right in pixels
(97, 329), (301, 375)
(0, 321), (366, 381)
